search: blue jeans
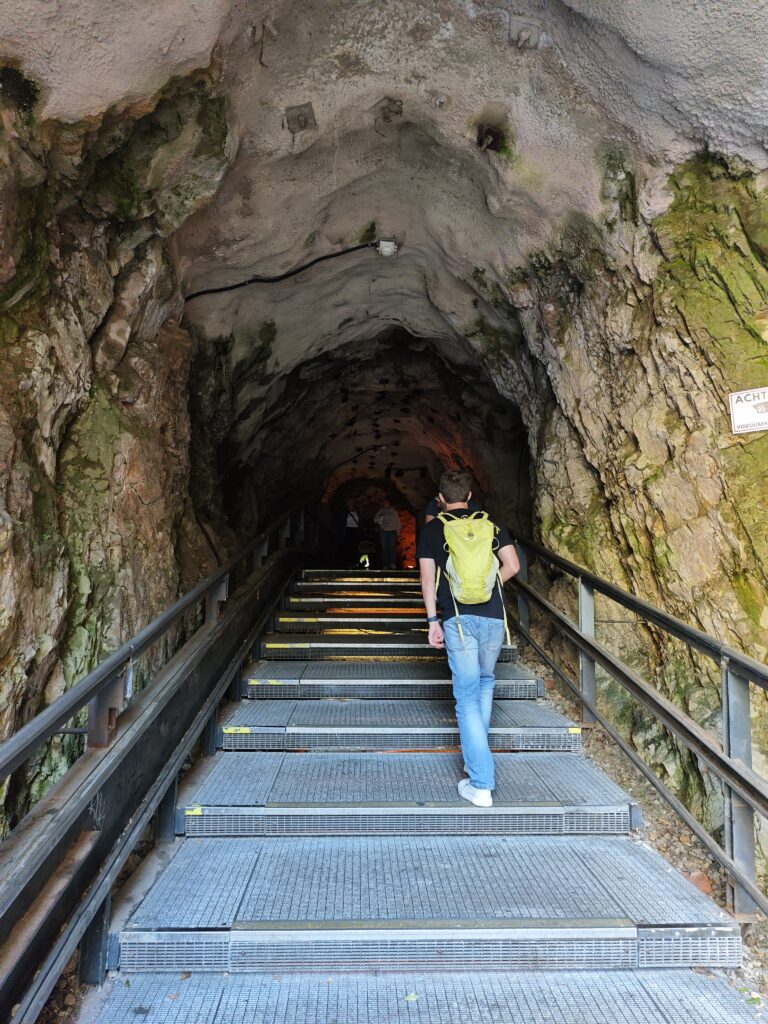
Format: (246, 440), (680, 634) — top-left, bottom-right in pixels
(443, 615), (506, 790)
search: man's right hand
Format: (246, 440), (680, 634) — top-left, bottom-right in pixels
(428, 621), (445, 649)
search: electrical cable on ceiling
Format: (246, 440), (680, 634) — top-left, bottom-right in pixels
(184, 239), (398, 302)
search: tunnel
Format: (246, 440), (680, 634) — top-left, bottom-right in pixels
(205, 323), (533, 538)
(1, 2), (768, 1021)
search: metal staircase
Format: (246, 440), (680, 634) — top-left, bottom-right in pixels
(84, 568), (758, 1023)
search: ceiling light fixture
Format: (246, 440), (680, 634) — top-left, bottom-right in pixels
(377, 239), (398, 257)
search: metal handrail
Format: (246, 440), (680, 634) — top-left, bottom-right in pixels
(510, 535), (768, 917)
(517, 536), (768, 690)
(0, 503), (305, 780)
(514, 576), (768, 818)
(0, 536), (312, 1023)
(514, 612), (768, 917)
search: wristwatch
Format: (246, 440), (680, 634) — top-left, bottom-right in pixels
(426, 615), (440, 623)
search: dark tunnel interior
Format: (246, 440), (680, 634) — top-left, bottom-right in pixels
(210, 326), (534, 564)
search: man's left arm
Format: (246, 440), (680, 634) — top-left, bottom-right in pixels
(497, 543), (520, 583)
(419, 555), (445, 649)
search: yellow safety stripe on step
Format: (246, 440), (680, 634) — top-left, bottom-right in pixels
(268, 679), (282, 685)
(249, 679), (283, 685)
(265, 642), (309, 648)
(279, 617), (317, 622)
(185, 806), (203, 816)
(568, 727), (582, 734)
(223, 727), (252, 734)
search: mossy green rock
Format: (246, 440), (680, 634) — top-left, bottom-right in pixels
(91, 79), (231, 235)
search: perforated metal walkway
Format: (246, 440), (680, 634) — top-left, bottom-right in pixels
(84, 569), (756, 1024)
(244, 659), (543, 699)
(178, 751), (636, 837)
(218, 696), (581, 751)
(83, 970), (760, 1024)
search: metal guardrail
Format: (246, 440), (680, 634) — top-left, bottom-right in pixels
(0, 505), (305, 780)
(511, 536), (768, 918)
(0, 503), (312, 1023)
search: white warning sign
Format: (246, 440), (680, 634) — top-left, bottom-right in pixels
(729, 387), (768, 434)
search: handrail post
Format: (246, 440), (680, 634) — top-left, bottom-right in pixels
(280, 518), (292, 549)
(202, 707), (218, 756)
(578, 578), (597, 725)
(126, 657), (136, 700)
(252, 538), (269, 572)
(156, 774), (178, 844)
(722, 658), (757, 915)
(87, 669), (126, 749)
(515, 543), (529, 631)
(205, 576), (229, 626)
(78, 893), (111, 985)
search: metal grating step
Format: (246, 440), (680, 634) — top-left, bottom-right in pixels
(292, 583), (424, 597)
(220, 699), (573, 730)
(243, 659), (540, 699)
(181, 806), (634, 837)
(249, 661), (537, 679)
(243, 660), (541, 700)
(247, 679), (541, 699)
(118, 836), (740, 972)
(125, 836), (736, 930)
(260, 633), (517, 661)
(294, 579), (422, 588)
(87, 969), (763, 1023)
(118, 924), (741, 974)
(220, 729), (578, 752)
(274, 610), (428, 626)
(187, 752), (630, 808)
(179, 751), (637, 836)
(288, 596), (420, 606)
(218, 700), (580, 752)
(302, 571), (420, 581)
(282, 604), (423, 612)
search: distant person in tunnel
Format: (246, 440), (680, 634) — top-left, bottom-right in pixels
(417, 470), (519, 807)
(341, 497), (362, 566)
(374, 498), (401, 568)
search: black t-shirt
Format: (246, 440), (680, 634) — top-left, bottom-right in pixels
(416, 511), (514, 621)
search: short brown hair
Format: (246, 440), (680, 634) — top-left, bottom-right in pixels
(439, 470), (472, 503)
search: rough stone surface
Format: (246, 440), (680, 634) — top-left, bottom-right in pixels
(0, 62), (229, 827)
(0, 1), (229, 121)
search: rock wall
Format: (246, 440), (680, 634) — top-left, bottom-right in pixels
(0, 67), (231, 829)
(481, 153), (768, 834)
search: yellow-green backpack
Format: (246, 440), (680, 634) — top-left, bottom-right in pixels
(436, 511), (511, 643)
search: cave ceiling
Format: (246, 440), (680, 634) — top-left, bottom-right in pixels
(5, 0), (768, 505)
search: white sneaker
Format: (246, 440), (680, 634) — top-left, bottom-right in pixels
(458, 779), (493, 807)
